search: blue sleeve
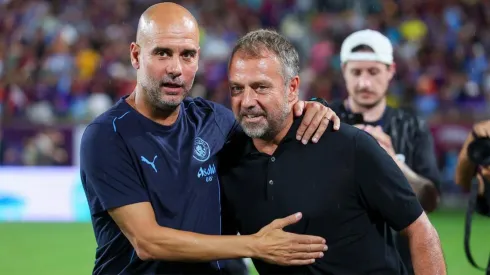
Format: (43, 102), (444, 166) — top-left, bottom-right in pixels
(80, 123), (149, 212)
(354, 130), (424, 231)
(211, 102), (242, 143)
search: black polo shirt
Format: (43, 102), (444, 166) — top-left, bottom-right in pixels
(218, 117), (424, 275)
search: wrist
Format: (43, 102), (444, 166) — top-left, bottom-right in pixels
(242, 234), (259, 258)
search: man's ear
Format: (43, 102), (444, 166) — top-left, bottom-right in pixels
(130, 42), (140, 70)
(288, 76), (300, 103)
(388, 63), (397, 81)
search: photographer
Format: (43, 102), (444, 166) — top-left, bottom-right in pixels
(330, 30), (442, 275)
(455, 119), (490, 215)
(455, 120), (490, 274)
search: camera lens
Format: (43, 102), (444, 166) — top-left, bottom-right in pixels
(467, 137), (490, 166)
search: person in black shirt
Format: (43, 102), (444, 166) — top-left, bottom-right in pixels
(330, 29), (442, 274)
(220, 29), (446, 275)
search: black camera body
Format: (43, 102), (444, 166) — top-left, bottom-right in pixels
(341, 113), (365, 125)
(467, 137), (490, 166)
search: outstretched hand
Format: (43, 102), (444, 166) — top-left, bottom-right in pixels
(252, 212), (327, 266)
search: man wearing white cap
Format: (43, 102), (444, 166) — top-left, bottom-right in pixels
(331, 29), (442, 275)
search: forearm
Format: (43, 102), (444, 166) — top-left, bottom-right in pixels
(455, 136), (477, 191)
(395, 160), (439, 212)
(408, 225), (446, 275)
(137, 226), (256, 262)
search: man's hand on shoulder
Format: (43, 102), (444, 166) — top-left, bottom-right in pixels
(293, 99), (341, 145)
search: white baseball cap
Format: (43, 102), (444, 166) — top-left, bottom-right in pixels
(340, 29), (394, 65)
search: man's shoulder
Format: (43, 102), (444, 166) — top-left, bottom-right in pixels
(388, 106), (424, 124)
(386, 106), (427, 132)
(315, 122), (361, 146)
(184, 97), (237, 139)
(88, 98), (134, 130)
(81, 99), (136, 148)
(219, 131), (250, 159)
(183, 97), (233, 118)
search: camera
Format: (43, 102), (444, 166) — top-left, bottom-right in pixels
(464, 136), (490, 274)
(467, 137), (490, 166)
(466, 136), (490, 217)
(341, 113), (365, 125)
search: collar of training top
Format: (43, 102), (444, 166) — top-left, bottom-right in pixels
(242, 115), (304, 156)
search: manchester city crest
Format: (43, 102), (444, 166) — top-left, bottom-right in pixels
(193, 137), (210, 162)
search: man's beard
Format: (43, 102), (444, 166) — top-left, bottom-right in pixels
(238, 94), (290, 140)
(140, 74), (194, 112)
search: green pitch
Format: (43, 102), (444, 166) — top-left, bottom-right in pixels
(0, 211), (488, 275)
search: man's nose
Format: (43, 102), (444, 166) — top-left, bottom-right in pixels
(166, 57), (183, 78)
(357, 74), (372, 89)
(241, 87), (258, 108)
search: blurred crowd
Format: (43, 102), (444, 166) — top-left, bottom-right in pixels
(2, 0), (490, 124)
(1, 0), (490, 165)
(0, 128), (70, 166)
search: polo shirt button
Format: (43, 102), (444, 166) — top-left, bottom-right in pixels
(269, 180), (274, 185)
(271, 157), (276, 162)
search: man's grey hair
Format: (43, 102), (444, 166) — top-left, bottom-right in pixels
(229, 29), (300, 84)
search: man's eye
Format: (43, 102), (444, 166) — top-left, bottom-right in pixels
(183, 52), (196, 58)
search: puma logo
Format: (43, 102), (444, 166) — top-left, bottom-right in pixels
(141, 155), (158, 173)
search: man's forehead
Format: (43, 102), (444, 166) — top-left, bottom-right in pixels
(231, 51), (281, 70)
(143, 35), (199, 48)
(229, 55), (283, 83)
(137, 15), (199, 46)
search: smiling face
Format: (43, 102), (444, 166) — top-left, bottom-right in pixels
(228, 50), (299, 139)
(130, 3), (200, 111)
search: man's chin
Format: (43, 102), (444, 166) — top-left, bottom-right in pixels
(356, 99), (383, 109)
(241, 124), (267, 139)
(152, 98), (183, 112)
(159, 94), (186, 107)
(243, 129), (266, 139)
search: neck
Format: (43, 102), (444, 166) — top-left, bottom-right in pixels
(346, 97), (386, 123)
(253, 115), (294, 156)
(126, 85), (180, 126)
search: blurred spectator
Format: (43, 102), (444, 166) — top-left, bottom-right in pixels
(1, 127), (70, 166)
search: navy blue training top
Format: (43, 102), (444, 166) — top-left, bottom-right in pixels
(80, 96), (238, 275)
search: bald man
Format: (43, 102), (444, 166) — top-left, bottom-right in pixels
(80, 2), (340, 275)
